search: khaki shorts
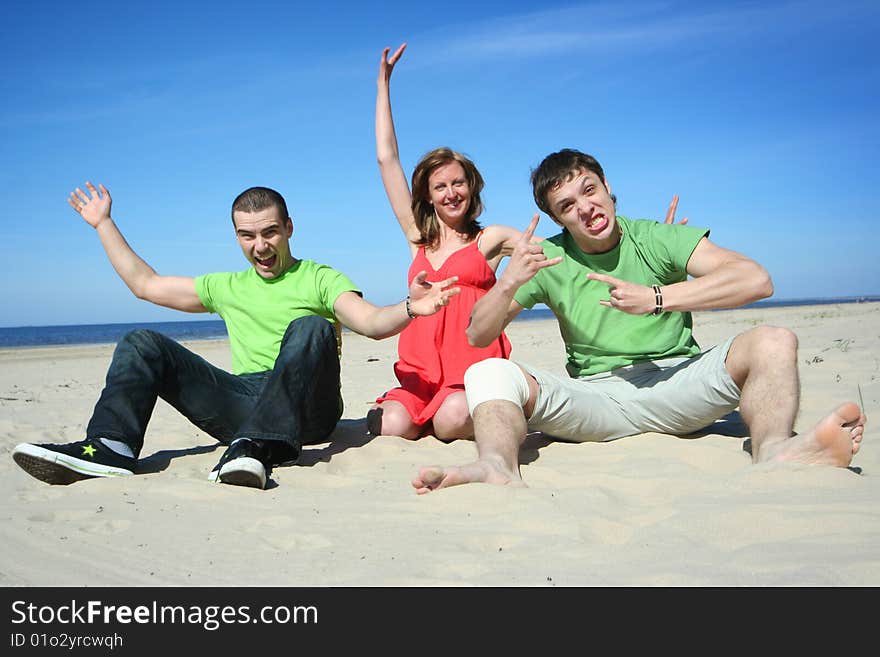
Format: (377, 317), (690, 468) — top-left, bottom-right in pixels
(523, 337), (741, 442)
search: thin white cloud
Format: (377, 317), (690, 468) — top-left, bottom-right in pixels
(407, 0), (878, 65)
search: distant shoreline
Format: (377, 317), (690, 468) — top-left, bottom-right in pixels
(2, 296), (878, 350)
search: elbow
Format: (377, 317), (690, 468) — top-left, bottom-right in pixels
(131, 283), (150, 301)
(376, 154), (398, 170)
(759, 268), (774, 300)
(466, 326), (490, 349)
(753, 267), (773, 302)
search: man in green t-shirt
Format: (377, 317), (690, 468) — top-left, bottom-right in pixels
(413, 148), (866, 493)
(12, 184), (459, 490)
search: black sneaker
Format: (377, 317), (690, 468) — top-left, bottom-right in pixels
(13, 439), (136, 485)
(207, 438), (271, 489)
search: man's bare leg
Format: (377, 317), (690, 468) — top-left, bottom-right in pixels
(411, 400), (527, 494)
(413, 364), (539, 494)
(726, 326), (865, 466)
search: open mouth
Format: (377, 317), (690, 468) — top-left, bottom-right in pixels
(254, 254), (277, 269)
(584, 215), (609, 235)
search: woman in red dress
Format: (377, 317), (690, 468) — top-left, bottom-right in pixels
(369, 43), (526, 441)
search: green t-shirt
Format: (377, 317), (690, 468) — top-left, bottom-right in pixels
(514, 216), (709, 377)
(195, 259), (360, 374)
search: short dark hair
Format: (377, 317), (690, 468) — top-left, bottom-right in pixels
(530, 149), (616, 220)
(410, 147), (484, 249)
(231, 187), (290, 225)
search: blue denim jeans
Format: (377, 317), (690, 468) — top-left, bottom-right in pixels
(85, 316), (342, 464)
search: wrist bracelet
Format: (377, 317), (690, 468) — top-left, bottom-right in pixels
(652, 285), (663, 315)
(405, 296), (417, 319)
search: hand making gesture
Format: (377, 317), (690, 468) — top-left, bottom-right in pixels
(69, 181), (112, 229)
(500, 214), (562, 290)
(588, 272), (659, 315)
(663, 194), (689, 225)
(378, 43), (406, 86)
(407, 271), (461, 316)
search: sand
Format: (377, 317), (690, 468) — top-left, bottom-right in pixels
(1, 302), (878, 586)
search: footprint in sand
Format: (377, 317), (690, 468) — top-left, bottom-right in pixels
(244, 515), (333, 551)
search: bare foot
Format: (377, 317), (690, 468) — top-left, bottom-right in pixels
(411, 460), (525, 494)
(758, 402), (866, 467)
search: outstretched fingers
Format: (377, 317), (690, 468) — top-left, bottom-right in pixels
(663, 194), (688, 225)
(497, 216), (561, 289)
(380, 42), (406, 80)
(434, 275), (461, 306)
(69, 185), (90, 213)
(388, 42), (406, 66)
(515, 215), (561, 271)
(68, 191), (84, 212)
(664, 194), (679, 224)
(521, 213), (540, 243)
(587, 272), (655, 314)
(68, 181), (111, 227)
(586, 272), (622, 288)
(434, 274), (460, 291)
(407, 273), (460, 315)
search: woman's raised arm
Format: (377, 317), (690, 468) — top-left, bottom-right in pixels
(376, 43), (420, 254)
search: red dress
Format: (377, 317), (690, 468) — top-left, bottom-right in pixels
(376, 238), (512, 428)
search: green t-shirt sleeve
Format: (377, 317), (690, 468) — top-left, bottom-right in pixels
(638, 221), (710, 283)
(514, 277), (543, 309)
(312, 264), (361, 317)
(194, 272), (223, 314)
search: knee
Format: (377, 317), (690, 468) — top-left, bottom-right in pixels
(369, 403), (419, 439)
(748, 325), (798, 359)
(121, 328), (158, 346)
(117, 329), (163, 357)
(433, 394), (472, 437)
(277, 316), (337, 362)
(464, 358), (529, 414)
(283, 315), (335, 342)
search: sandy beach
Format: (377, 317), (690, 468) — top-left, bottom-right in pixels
(1, 302), (878, 587)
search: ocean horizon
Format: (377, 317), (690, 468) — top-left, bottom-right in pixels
(2, 295), (878, 349)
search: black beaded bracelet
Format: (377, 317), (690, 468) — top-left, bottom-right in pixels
(405, 296), (417, 319)
(652, 285), (663, 315)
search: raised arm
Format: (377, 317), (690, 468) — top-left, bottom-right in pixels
(467, 215), (561, 347)
(334, 272), (460, 340)
(588, 237), (773, 315)
(376, 43), (420, 253)
(69, 182), (206, 313)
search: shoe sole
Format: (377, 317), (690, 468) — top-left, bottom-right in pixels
(12, 443), (134, 485)
(214, 456), (266, 489)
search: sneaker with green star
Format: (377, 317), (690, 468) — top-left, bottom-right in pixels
(12, 438), (136, 485)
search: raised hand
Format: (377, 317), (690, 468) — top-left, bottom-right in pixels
(500, 214), (562, 289)
(408, 271), (461, 316)
(588, 272), (656, 315)
(69, 181), (111, 229)
(378, 43), (406, 86)
(664, 194), (688, 225)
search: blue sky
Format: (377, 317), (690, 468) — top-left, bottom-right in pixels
(1, 0), (877, 327)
